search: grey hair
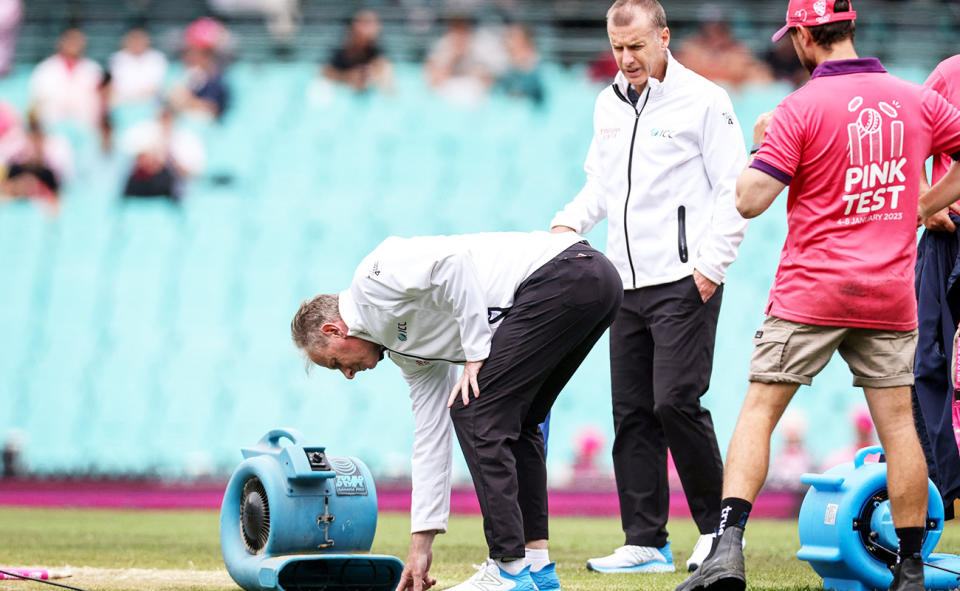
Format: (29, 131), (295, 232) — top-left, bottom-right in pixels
(291, 294), (341, 353)
(607, 0), (667, 29)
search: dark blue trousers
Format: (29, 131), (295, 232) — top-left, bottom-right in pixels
(914, 217), (960, 518)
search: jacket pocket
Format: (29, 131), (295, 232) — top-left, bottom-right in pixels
(677, 206), (689, 263)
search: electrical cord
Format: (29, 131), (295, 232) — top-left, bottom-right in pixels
(0, 569), (89, 591)
(870, 540), (960, 578)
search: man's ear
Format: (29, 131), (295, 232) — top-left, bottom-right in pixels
(660, 27), (670, 50)
(320, 320), (346, 339)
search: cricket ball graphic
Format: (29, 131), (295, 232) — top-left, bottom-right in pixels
(856, 108), (882, 137)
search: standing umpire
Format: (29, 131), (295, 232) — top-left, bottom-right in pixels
(550, 0), (748, 574)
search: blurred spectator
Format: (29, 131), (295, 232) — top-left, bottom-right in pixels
(0, 100), (25, 165)
(768, 410), (816, 490)
(1, 111), (73, 206)
(568, 425), (613, 489)
(121, 105), (205, 201)
(0, 0), (21, 77)
(764, 37), (808, 89)
(169, 20), (231, 120)
(183, 17), (234, 58)
(207, 0), (300, 47)
(495, 23), (544, 106)
(1, 429), (25, 478)
(324, 10), (394, 93)
(673, 5), (772, 90)
(28, 28), (105, 129)
(823, 405), (880, 469)
(109, 28), (168, 105)
(587, 51), (620, 84)
(425, 15), (506, 105)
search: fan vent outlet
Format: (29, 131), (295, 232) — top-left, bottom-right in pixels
(240, 477), (270, 554)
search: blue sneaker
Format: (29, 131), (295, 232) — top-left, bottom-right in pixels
(530, 562), (561, 591)
(586, 543), (675, 573)
(445, 559), (536, 590)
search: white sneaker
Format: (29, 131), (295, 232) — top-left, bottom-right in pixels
(444, 559), (537, 590)
(685, 533), (747, 572)
(585, 543), (675, 573)
(686, 534), (715, 572)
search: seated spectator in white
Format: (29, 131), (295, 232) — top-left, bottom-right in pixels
(424, 15), (506, 105)
(28, 28), (104, 129)
(168, 19), (231, 120)
(0, 0), (22, 77)
(495, 23), (544, 106)
(121, 105), (205, 202)
(323, 10), (393, 93)
(1, 111), (73, 206)
(109, 28), (168, 105)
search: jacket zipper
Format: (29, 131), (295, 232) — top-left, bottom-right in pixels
(614, 84), (652, 289)
(678, 205), (688, 263)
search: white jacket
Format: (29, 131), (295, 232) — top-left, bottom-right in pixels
(338, 231), (582, 533)
(551, 51), (748, 289)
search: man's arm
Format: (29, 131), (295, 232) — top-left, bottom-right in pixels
(693, 89), (750, 297)
(550, 117), (608, 233)
(394, 359), (458, 591)
(736, 168), (787, 219)
(920, 161), (960, 223)
(737, 111), (787, 219)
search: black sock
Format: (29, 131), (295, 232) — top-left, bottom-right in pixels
(896, 527), (924, 560)
(717, 497), (753, 536)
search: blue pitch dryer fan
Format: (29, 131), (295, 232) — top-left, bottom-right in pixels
(797, 445), (960, 591)
(220, 428), (404, 591)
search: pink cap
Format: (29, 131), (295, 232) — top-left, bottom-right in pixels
(772, 0), (857, 42)
(184, 17), (225, 50)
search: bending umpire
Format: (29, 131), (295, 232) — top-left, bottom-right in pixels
(292, 231), (621, 591)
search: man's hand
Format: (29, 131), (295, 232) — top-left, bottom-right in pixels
(395, 531), (437, 591)
(693, 269), (719, 303)
(753, 111), (774, 145)
(550, 225), (575, 233)
(447, 360), (483, 408)
(924, 208), (957, 232)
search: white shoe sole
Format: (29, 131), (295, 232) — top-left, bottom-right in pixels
(586, 562), (676, 574)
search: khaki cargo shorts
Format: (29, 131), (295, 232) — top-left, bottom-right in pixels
(748, 316), (917, 388)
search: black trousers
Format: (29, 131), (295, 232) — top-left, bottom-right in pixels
(450, 242), (622, 559)
(611, 276), (724, 547)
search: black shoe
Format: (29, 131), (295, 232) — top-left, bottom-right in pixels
(674, 528), (745, 591)
(889, 554), (924, 591)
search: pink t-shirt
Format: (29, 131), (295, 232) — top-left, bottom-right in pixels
(753, 58), (960, 331)
(925, 55), (960, 184)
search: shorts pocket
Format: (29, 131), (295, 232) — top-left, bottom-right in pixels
(752, 326), (792, 373)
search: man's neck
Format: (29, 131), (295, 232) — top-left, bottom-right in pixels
(632, 52), (668, 95)
(814, 40), (858, 67)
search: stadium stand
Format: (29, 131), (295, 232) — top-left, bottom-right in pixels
(0, 0), (956, 480)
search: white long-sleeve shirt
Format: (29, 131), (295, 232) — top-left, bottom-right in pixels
(551, 51), (748, 289)
(338, 231), (582, 533)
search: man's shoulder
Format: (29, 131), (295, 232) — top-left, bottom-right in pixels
(934, 55), (960, 78)
(672, 62), (731, 102)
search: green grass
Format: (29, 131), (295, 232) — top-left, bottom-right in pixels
(3, 507), (959, 590)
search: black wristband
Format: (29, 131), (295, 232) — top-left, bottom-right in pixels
(749, 142), (763, 155)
